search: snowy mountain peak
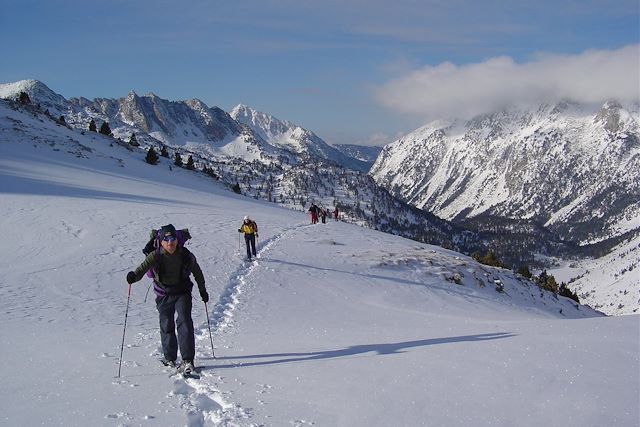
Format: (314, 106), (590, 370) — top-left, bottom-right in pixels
(372, 100), (639, 236)
(0, 79), (68, 112)
(185, 98), (209, 110)
(230, 103), (370, 171)
(0, 79), (40, 97)
(230, 103), (295, 140)
(593, 100), (637, 134)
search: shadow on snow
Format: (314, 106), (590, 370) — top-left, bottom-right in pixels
(203, 333), (516, 370)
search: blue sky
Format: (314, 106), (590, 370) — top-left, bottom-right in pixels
(1, 0), (638, 145)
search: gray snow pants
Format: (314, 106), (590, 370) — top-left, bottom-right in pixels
(156, 293), (195, 362)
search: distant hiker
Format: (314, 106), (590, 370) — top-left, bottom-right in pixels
(238, 215), (259, 260)
(333, 206), (339, 221)
(126, 224), (208, 375)
(308, 203), (319, 224)
(320, 208), (327, 224)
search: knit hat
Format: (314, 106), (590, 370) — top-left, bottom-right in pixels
(159, 224), (177, 238)
(243, 215), (250, 221)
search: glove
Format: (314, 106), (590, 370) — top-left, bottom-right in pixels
(255, 233), (258, 238)
(237, 228), (242, 233)
(200, 290), (209, 303)
(126, 271), (136, 284)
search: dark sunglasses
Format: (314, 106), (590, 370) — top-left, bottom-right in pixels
(162, 235), (177, 242)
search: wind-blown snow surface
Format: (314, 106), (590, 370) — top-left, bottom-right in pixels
(1, 105), (639, 426)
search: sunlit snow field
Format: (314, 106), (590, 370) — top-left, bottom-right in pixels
(1, 106), (638, 426)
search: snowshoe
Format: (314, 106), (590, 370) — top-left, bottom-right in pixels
(179, 361), (200, 379)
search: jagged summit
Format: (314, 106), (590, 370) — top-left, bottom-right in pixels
(231, 103), (296, 140)
(230, 103), (370, 171)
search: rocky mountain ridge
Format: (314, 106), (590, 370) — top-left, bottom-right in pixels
(230, 104), (370, 172)
(370, 101), (640, 249)
(0, 79), (482, 253)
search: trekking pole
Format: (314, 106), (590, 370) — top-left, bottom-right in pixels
(117, 283), (132, 378)
(204, 302), (215, 358)
(238, 231), (241, 251)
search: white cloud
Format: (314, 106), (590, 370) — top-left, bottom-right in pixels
(373, 45), (640, 121)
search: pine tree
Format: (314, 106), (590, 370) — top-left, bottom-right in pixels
(160, 145), (169, 158)
(18, 91), (31, 104)
(186, 155), (195, 170)
(482, 250), (504, 268)
(558, 283), (579, 303)
(174, 152), (183, 167)
(129, 133), (139, 147)
(99, 121), (112, 136)
(58, 116), (66, 125)
(544, 275), (559, 293)
(145, 147), (159, 165)
(89, 119), (97, 132)
(516, 265), (532, 278)
(536, 270), (549, 286)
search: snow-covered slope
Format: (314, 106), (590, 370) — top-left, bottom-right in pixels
(230, 104), (370, 171)
(551, 234), (640, 315)
(2, 98), (638, 426)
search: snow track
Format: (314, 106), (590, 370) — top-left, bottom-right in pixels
(170, 223), (308, 426)
(208, 224), (307, 333)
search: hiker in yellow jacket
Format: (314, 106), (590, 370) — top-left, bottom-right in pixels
(238, 215), (258, 260)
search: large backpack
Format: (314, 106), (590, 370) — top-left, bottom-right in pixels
(142, 228), (192, 280)
(244, 220), (258, 234)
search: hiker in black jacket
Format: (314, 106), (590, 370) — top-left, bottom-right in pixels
(126, 224), (208, 374)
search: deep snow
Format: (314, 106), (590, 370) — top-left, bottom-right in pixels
(0, 104), (638, 426)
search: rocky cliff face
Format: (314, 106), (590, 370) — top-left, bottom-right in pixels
(69, 91), (246, 146)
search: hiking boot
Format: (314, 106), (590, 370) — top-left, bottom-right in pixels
(162, 359), (177, 368)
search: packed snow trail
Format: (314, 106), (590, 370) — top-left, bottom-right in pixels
(163, 223), (313, 426)
(206, 223), (311, 334)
